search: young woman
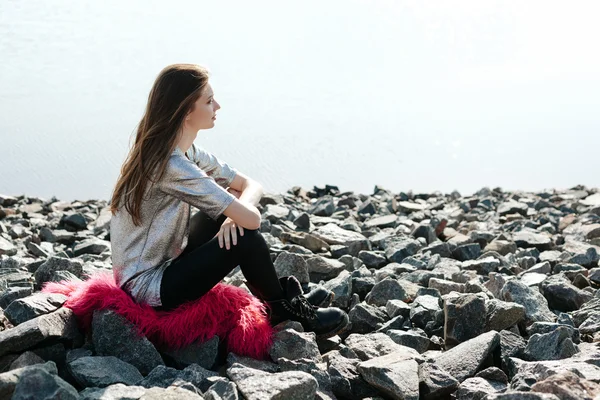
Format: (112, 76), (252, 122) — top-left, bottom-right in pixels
(109, 63), (349, 338)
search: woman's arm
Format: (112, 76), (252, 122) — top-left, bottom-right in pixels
(227, 172), (263, 207)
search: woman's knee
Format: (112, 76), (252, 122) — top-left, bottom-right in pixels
(236, 228), (267, 248)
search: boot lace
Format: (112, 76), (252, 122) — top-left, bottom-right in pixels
(290, 295), (318, 320)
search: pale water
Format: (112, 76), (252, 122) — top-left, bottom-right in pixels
(1, 0), (599, 203)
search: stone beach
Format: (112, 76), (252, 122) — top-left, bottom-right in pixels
(1, 185), (600, 399)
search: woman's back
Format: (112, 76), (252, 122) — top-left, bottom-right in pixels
(110, 144), (237, 306)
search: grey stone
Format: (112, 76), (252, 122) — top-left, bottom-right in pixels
(327, 351), (381, 400)
(0, 307), (80, 357)
(79, 383), (147, 400)
(92, 309), (164, 375)
(345, 332), (420, 361)
(68, 356), (143, 388)
(410, 294), (443, 336)
(226, 352), (279, 373)
(273, 251), (310, 284)
(322, 270), (352, 308)
(4, 293), (67, 325)
(382, 236), (421, 263)
(162, 335), (219, 369)
(365, 278), (410, 306)
(386, 329), (430, 353)
(500, 280), (555, 327)
(523, 326), (580, 361)
(33, 256), (84, 287)
(204, 380), (239, 400)
(9, 351), (45, 370)
(306, 256), (346, 281)
(434, 330), (501, 382)
(455, 376), (507, 399)
(539, 273), (593, 312)
(348, 302), (388, 334)
(358, 354), (419, 400)
(226, 362), (318, 400)
(11, 367), (79, 400)
(418, 362), (459, 400)
(444, 293), (486, 348)
(0, 361), (59, 399)
(269, 328), (321, 362)
(485, 299), (526, 332)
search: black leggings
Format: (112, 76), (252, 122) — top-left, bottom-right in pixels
(154, 211), (284, 312)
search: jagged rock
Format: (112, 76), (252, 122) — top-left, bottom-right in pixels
(4, 293), (67, 326)
(68, 356), (143, 388)
(226, 362), (318, 400)
(92, 309), (164, 375)
(0, 307), (80, 357)
(434, 330), (501, 382)
(269, 328), (322, 362)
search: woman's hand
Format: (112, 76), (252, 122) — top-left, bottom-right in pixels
(227, 188), (242, 199)
(215, 216), (244, 250)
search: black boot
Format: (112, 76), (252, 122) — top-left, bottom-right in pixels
(265, 276), (349, 339)
(245, 277), (333, 308)
(304, 285), (334, 308)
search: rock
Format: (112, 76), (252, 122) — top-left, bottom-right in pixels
(9, 351), (45, 370)
(386, 329), (430, 353)
(273, 251), (310, 284)
(33, 256), (84, 287)
(434, 330), (501, 382)
(357, 250), (387, 268)
(345, 333), (420, 361)
(358, 354), (419, 400)
(455, 376), (507, 399)
(348, 302), (388, 335)
(531, 371), (600, 400)
(444, 293), (487, 348)
(92, 309), (164, 375)
(410, 295), (444, 336)
(270, 328), (321, 362)
(498, 201), (528, 216)
(327, 351), (380, 399)
(204, 380), (240, 400)
(365, 278), (410, 306)
(539, 273), (593, 312)
(4, 293), (67, 325)
(68, 356), (143, 388)
(322, 270), (353, 308)
(226, 363), (318, 400)
(485, 299), (525, 332)
(0, 361), (59, 399)
(500, 280), (555, 327)
(463, 256), (501, 275)
(418, 362), (459, 400)
(382, 236), (421, 263)
(306, 256), (346, 281)
(523, 326), (580, 361)
(453, 243), (482, 261)
(0, 307), (80, 357)
(162, 335), (219, 370)
(513, 229), (553, 251)
(11, 366), (79, 400)
(72, 238), (110, 256)
(79, 383), (148, 400)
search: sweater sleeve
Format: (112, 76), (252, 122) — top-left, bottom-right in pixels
(190, 143), (238, 188)
(158, 153), (236, 220)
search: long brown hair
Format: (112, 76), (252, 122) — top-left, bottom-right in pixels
(109, 63), (210, 225)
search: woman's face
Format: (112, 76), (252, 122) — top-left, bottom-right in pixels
(185, 82), (221, 131)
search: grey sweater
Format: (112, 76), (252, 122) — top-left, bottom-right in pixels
(110, 143), (237, 307)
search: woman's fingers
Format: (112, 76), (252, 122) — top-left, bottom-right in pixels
(231, 224), (238, 246)
(217, 230), (224, 248)
(238, 226), (244, 236)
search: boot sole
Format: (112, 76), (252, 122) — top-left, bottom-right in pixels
(315, 312), (350, 340)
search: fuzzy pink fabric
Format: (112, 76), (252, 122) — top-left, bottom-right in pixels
(41, 271), (274, 360)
